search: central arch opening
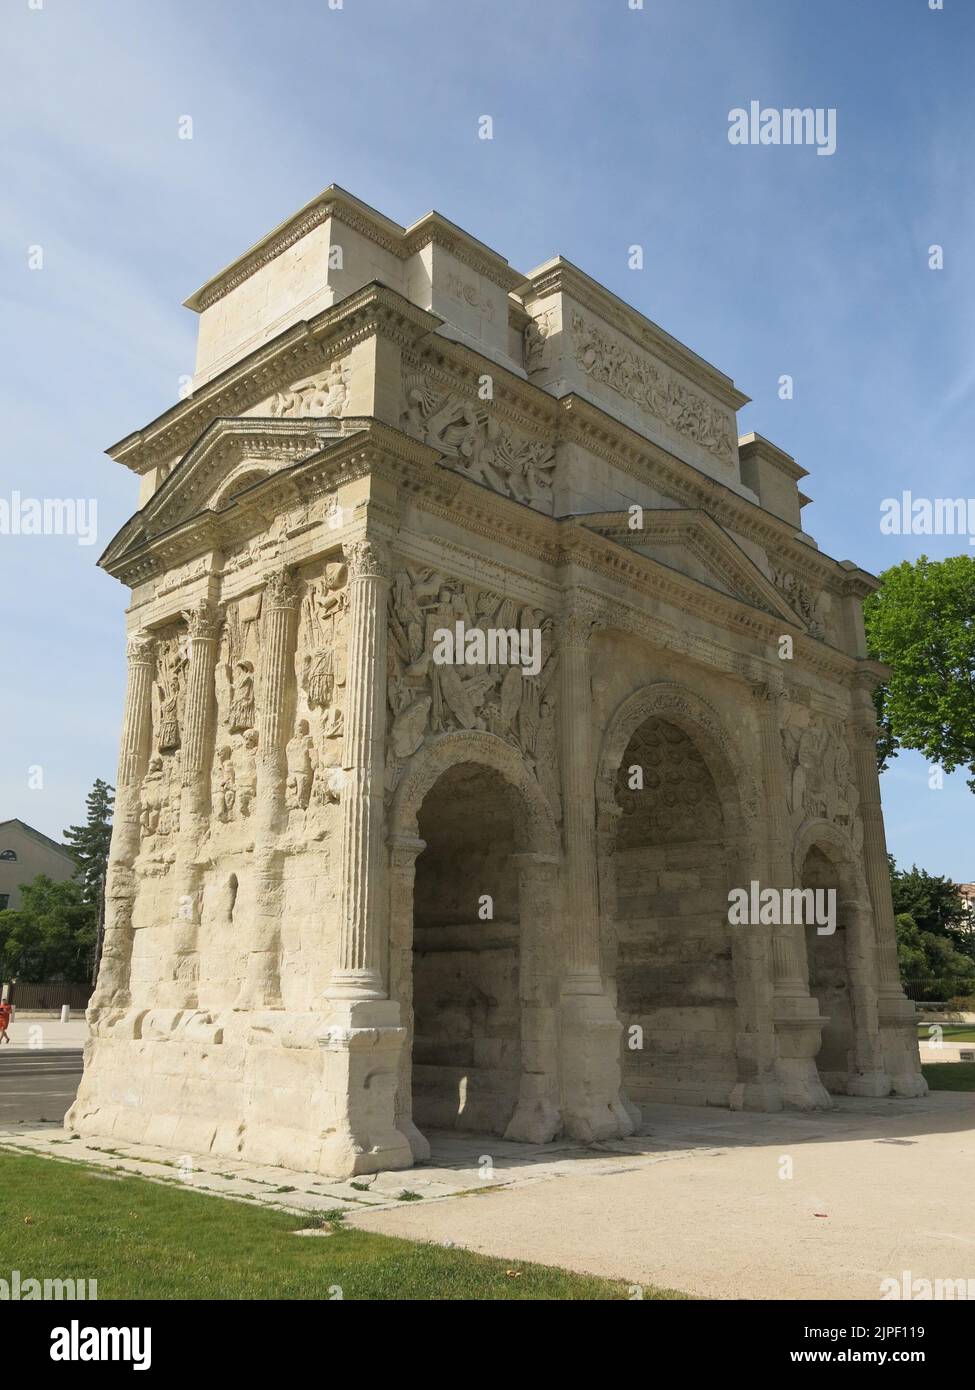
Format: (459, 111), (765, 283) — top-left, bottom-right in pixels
(411, 761), (522, 1136)
(612, 715), (739, 1107)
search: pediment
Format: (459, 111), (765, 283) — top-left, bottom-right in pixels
(581, 508), (804, 624)
(100, 417), (350, 570)
(147, 417), (349, 535)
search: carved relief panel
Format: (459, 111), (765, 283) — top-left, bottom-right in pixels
(140, 628), (186, 848)
(386, 566), (561, 818)
(400, 373), (555, 512)
(570, 311), (735, 464)
(288, 560), (350, 819)
(769, 565), (834, 642)
(212, 594), (263, 825)
(781, 710), (862, 852)
(244, 356), (352, 420)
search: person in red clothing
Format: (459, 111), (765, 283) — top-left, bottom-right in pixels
(0, 999), (11, 1044)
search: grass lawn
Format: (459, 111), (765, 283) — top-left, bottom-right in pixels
(917, 1026), (975, 1042)
(922, 1062), (975, 1092)
(0, 1149), (684, 1300)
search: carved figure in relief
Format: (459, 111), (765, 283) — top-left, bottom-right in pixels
(523, 317), (550, 373)
(213, 746), (236, 821)
(386, 568), (560, 810)
(234, 728), (258, 817)
(140, 757), (166, 837)
(267, 360), (349, 419)
(401, 375), (555, 509)
(312, 735), (343, 806)
(157, 673), (181, 751)
(229, 660), (255, 733)
(299, 562), (348, 735)
(286, 720), (315, 810)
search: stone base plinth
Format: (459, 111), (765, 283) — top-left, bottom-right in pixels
(66, 1003), (414, 1179)
(559, 991), (635, 1142)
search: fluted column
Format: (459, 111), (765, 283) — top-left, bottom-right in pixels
(850, 674), (925, 1095)
(235, 568), (299, 1011)
(387, 832), (430, 1161)
(89, 632), (155, 1013)
(178, 599), (220, 807)
(328, 538), (391, 999)
(318, 536), (411, 1178)
(750, 678), (807, 995)
(170, 598), (220, 1008)
(749, 677), (828, 1109)
(560, 605), (603, 991)
(557, 595), (631, 1141)
(256, 568), (299, 824)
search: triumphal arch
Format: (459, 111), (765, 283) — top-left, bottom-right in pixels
(69, 187), (925, 1175)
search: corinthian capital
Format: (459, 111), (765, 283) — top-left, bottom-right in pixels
(126, 632), (156, 666)
(181, 598), (221, 639)
(344, 538), (391, 583)
(264, 566), (299, 609)
(560, 596), (601, 650)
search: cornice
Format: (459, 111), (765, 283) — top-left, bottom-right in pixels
(108, 283), (440, 477)
(105, 411), (860, 692)
(555, 394), (862, 595)
(184, 186), (525, 314)
(515, 256), (749, 413)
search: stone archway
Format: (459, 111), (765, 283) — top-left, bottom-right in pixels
(595, 683), (780, 1112)
(793, 820), (890, 1097)
(387, 732), (562, 1155)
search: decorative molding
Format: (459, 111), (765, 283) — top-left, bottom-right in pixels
(571, 311), (735, 463)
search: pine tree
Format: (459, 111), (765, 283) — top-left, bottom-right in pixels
(63, 779), (115, 903)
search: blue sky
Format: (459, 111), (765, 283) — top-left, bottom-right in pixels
(1, 0), (972, 876)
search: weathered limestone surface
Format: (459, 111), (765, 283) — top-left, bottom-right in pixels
(69, 186), (925, 1178)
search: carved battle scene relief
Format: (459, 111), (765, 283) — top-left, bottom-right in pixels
(570, 312), (735, 463)
(288, 560), (349, 817)
(400, 373), (556, 512)
(386, 567), (561, 818)
(781, 711), (862, 852)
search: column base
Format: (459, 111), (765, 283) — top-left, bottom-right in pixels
(318, 998), (414, 1177)
(504, 1096), (563, 1145)
(560, 992), (632, 1142)
(878, 995), (928, 1098)
(774, 999), (833, 1109)
(728, 1079), (783, 1112)
(775, 1056), (833, 1110)
(846, 1069), (893, 1098)
(397, 1115), (431, 1162)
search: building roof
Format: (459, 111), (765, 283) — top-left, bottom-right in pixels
(0, 819), (76, 864)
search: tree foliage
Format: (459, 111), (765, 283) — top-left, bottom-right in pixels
(0, 875), (96, 982)
(865, 555), (975, 788)
(62, 778), (114, 902)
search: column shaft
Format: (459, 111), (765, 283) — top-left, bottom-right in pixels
(330, 539), (391, 997)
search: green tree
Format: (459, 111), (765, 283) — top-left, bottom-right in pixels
(864, 554), (975, 788)
(63, 778), (114, 902)
(0, 875), (97, 982)
(889, 857), (968, 944)
(895, 912), (975, 1001)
